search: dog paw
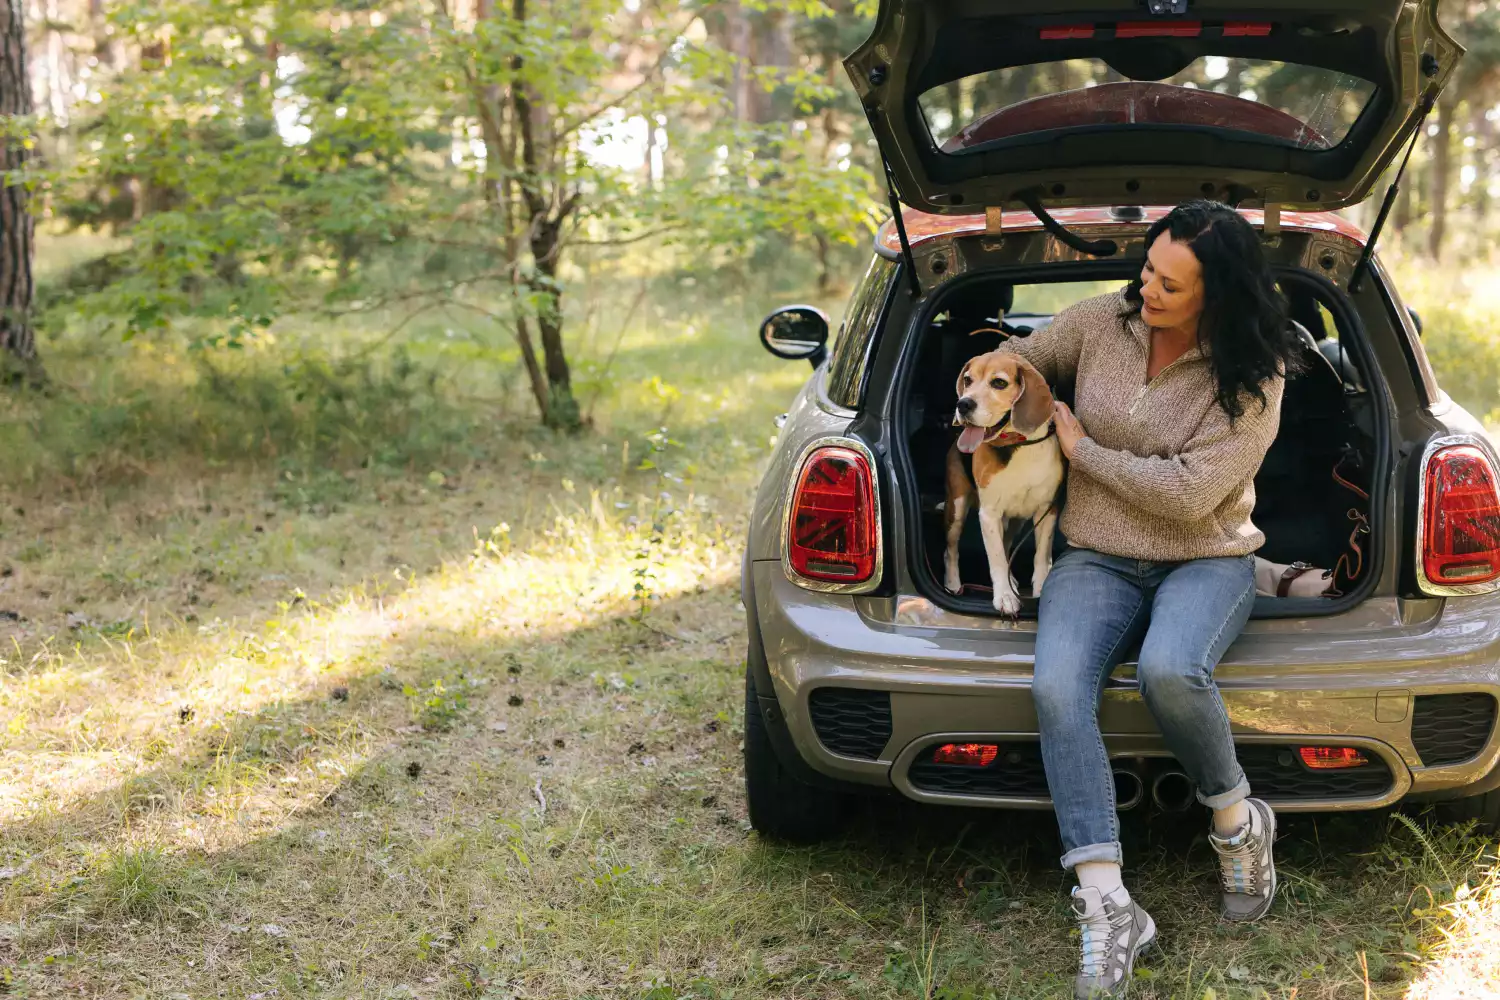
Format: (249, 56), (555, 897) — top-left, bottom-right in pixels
(992, 591), (1022, 616)
(944, 574), (963, 595)
(1031, 569), (1050, 595)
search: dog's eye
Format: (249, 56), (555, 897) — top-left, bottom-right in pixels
(962, 375), (973, 386)
(990, 377), (1008, 390)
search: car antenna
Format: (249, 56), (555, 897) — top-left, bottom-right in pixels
(1013, 189), (1118, 257)
(883, 159), (924, 299)
(1350, 92), (1438, 294)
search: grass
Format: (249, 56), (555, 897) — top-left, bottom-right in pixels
(0, 234), (1499, 997)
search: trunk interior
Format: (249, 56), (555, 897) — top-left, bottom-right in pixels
(899, 270), (1381, 618)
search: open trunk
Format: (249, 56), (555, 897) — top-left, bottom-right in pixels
(897, 265), (1382, 618)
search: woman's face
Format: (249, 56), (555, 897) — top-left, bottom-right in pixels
(1138, 231), (1206, 333)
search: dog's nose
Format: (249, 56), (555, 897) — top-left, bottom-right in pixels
(956, 396), (977, 416)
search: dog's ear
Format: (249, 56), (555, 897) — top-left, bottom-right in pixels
(1011, 359), (1055, 436)
(954, 360), (972, 400)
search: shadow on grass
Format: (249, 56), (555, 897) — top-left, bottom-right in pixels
(1, 574), (1479, 997)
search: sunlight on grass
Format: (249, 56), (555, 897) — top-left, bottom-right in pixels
(0, 479), (737, 833)
(1406, 862), (1500, 999)
(4, 237), (1500, 997)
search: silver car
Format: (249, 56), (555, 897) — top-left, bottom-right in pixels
(741, 0), (1500, 841)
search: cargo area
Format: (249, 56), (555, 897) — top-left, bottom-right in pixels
(899, 273), (1380, 616)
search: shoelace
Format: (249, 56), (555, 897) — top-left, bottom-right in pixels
(1217, 833), (1262, 894)
(1077, 909), (1119, 977)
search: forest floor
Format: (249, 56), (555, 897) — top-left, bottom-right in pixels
(0, 241), (1498, 998)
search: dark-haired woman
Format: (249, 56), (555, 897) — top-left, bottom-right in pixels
(1000, 201), (1301, 999)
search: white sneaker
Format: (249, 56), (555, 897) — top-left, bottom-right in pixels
(1071, 885), (1156, 999)
(1211, 797), (1278, 921)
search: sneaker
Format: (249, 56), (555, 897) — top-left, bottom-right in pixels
(1210, 797), (1278, 921)
(1071, 885), (1156, 999)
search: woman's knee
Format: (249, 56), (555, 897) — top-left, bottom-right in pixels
(1136, 647), (1208, 705)
(1031, 664), (1092, 725)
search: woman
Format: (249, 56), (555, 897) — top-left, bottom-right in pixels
(1001, 201), (1301, 999)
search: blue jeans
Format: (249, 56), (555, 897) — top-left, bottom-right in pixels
(1033, 547), (1255, 870)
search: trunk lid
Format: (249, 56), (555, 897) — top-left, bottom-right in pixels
(844, 1), (1460, 216)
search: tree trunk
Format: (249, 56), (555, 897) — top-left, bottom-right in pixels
(509, 0), (580, 431)
(511, 305), (550, 419)
(1394, 161), (1414, 235)
(530, 218), (578, 430)
(1430, 91), (1458, 259)
(1475, 106), (1493, 224)
(750, 8), (793, 124)
(725, 2), (751, 121)
(0, 0), (42, 383)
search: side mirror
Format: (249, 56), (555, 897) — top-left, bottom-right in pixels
(1408, 306), (1424, 337)
(760, 305), (830, 367)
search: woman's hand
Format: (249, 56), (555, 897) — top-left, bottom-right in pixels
(1053, 401), (1087, 459)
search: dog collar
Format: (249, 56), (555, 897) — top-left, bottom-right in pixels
(989, 424), (1057, 448)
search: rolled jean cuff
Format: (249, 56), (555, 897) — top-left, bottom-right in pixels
(1196, 775), (1251, 811)
(1061, 841), (1124, 871)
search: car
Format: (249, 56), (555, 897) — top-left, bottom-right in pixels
(739, 0), (1500, 843)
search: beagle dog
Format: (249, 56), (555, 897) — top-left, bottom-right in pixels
(945, 350), (1065, 615)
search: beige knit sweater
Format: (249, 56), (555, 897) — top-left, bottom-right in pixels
(1001, 289), (1284, 562)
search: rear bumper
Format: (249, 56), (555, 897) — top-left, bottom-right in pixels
(750, 561), (1500, 811)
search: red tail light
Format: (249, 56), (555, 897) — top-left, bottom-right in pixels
(786, 445), (880, 588)
(1298, 746), (1369, 770)
(1422, 444), (1500, 591)
(933, 743), (999, 767)
(1116, 20), (1202, 38)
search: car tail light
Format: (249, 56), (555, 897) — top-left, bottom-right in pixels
(1116, 20), (1202, 38)
(933, 743), (999, 767)
(1040, 24), (1095, 40)
(1421, 444), (1500, 591)
(1298, 746), (1369, 770)
(786, 444), (880, 588)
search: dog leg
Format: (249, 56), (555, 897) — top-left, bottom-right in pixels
(943, 494), (970, 594)
(1031, 506), (1059, 597)
(979, 508), (1020, 615)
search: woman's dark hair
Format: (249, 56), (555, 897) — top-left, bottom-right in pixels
(1123, 200), (1300, 421)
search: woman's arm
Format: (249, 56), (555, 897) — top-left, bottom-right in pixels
(999, 297), (1091, 383)
(1068, 379), (1284, 523)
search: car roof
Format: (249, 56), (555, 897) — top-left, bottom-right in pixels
(876, 205), (1368, 256)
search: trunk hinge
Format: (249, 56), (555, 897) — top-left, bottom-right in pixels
(883, 160), (923, 299)
(1350, 92), (1438, 294)
(1263, 202), (1280, 238)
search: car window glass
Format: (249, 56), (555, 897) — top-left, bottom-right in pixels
(827, 256), (898, 409)
(922, 58), (1376, 154)
(1008, 280), (1122, 319)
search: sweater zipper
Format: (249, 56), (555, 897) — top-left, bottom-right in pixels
(1129, 355), (1193, 415)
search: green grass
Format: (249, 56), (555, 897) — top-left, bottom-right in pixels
(0, 236), (1497, 997)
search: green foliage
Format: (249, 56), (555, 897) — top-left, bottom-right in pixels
(47, 0), (882, 347)
(54, 0), (441, 336)
(1421, 305), (1500, 422)
(403, 676), (474, 731)
(0, 332), (483, 488)
(87, 846), (209, 921)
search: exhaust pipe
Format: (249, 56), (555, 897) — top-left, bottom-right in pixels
(1151, 770), (1197, 813)
(1112, 767), (1145, 812)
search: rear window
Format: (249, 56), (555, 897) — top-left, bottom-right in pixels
(921, 57), (1376, 154)
(826, 256), (898, 410)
